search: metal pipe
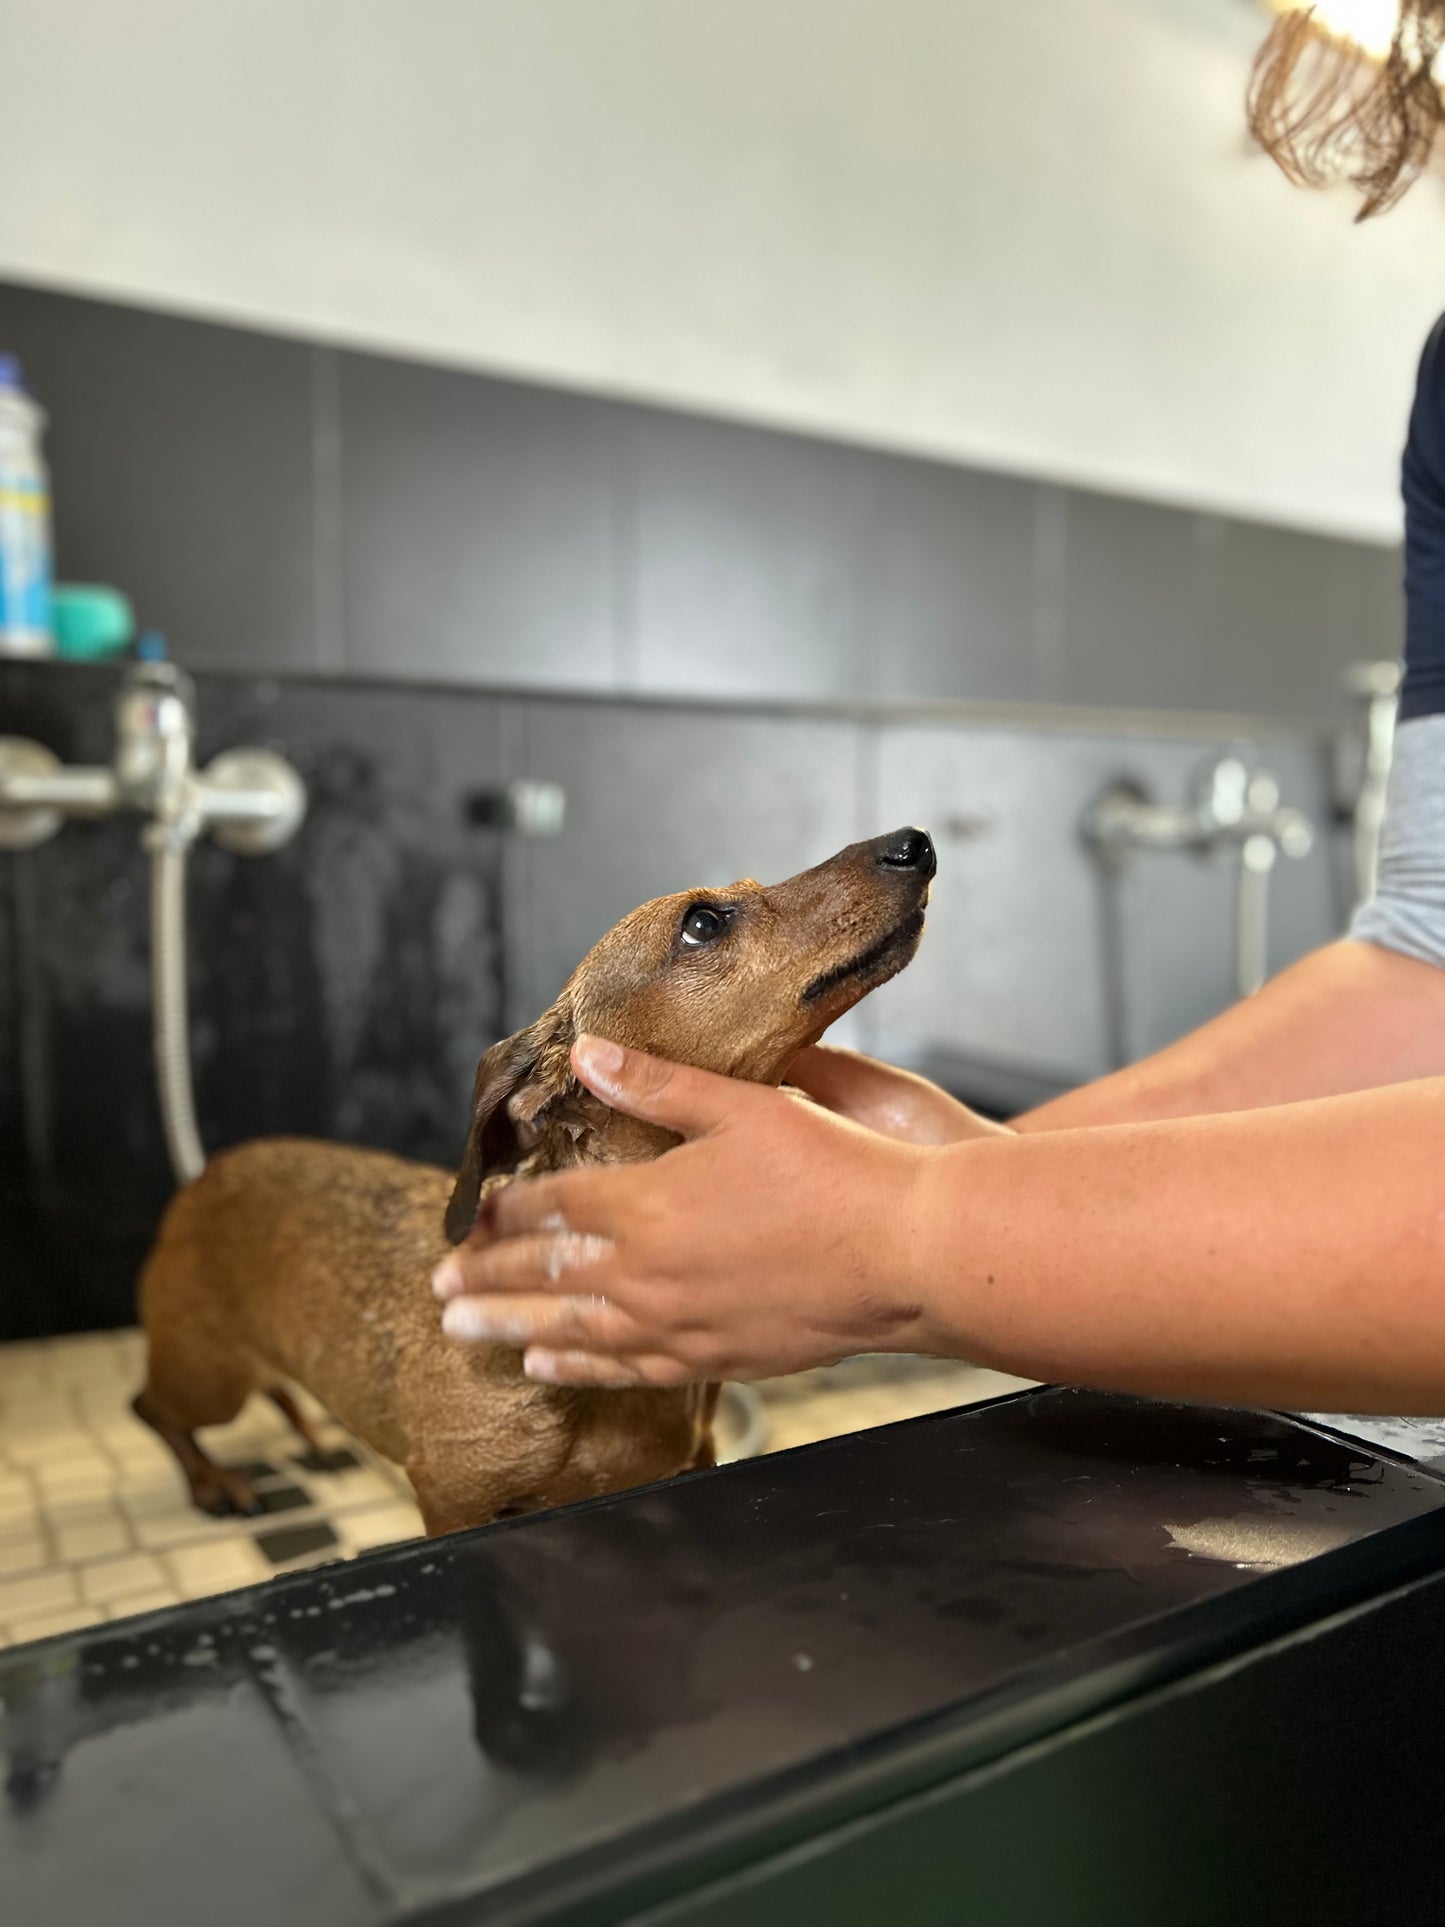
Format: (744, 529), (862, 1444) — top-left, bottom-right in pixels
(1, 664), (309, 1192)
(145, 823), (206, 1185)
(1236, 832), (1278, 998)
(1083, 756), (1315, 1033)
(1341, 662), (1400, 911)
(192, 782), (292, 826)
(0, 766), (118, 813)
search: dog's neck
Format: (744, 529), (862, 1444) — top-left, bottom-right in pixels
(495, 1080), (677, 1199)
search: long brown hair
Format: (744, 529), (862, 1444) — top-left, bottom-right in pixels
(1248, 3), (1445, 217)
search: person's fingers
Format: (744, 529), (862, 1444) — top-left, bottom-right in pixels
(522, 1347), (696, 1388)
(432, 1228), (613, 1301)
(570, 1034), (772, 1139)
(447, 1167), (629, 1258)
(440, 1290), (647, 1353)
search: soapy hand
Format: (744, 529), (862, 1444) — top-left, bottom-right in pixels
(432, 1034), (944, 1387)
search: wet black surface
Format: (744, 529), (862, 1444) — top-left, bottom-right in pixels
(3, 1388), (1443, 1927)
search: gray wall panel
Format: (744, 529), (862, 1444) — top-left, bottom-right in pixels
(864, 454), (1041, 702)
(0, 280), (1406, 724)
(1056, 494), (1203, 711)
(1192, 519), (1397, 725)
(628, 412), (874, 699)
(864, 723), (1136, 1080)
(862, 721), (1337, 1086)
(515, 699), (861, 1027)
(337, 353), (618, 689)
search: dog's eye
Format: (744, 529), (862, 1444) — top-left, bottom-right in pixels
(680, 903), (728, 948)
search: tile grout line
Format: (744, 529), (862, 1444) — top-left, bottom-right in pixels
(311, 345), (347, 674)
(608, 403), (640, 692)
(1, 1332), (428, 1625)
(1032, 483), (1069, 703)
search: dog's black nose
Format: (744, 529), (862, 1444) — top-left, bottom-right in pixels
(877, 827), (936, 878)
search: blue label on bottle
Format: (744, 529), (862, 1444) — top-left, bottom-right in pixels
(0, 473), (53, 637)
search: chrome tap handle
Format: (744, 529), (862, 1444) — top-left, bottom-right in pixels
(1083, 756), (1315, 1006)
(1237, 832), (1278, 997)
(113, 661), (196, 814)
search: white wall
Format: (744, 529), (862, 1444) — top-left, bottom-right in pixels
(0, 0), (1441, 542)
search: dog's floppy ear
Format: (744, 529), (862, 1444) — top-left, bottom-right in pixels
(445, 1001), (578, 1245)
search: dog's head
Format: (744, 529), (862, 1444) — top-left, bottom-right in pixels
(444, 826), (935, 1243)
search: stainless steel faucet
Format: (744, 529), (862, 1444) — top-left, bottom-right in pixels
(1084, 754), (1314, 1004)
(0, 660), (306, 857)
(0, 660), (307, 1183)
(1337, 660), (1400, 912)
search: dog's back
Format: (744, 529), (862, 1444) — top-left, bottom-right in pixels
(141, 1139), (454, 1462)
(138, 1138), (712, 1531)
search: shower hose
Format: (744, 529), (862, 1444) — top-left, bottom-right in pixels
(146, 823), (206, 1187)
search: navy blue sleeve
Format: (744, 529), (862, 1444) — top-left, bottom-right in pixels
(1399, 313), (1445, 722)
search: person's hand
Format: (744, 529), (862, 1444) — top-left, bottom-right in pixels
(431, 1035), (947, 1386)
(787, 1044), (1011, 1145)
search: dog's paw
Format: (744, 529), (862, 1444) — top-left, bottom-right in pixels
(191, 1470), (261, 1518)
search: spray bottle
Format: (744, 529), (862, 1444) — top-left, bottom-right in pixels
(0, 354), (53, 656)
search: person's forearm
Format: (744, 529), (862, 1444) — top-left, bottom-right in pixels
(1015, 939), (1445, 1132)
(917, 1076), (1445, 1412)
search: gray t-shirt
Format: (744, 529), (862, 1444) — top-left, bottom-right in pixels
(1350, 712), (1445, 968)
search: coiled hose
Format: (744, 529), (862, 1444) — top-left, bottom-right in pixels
(147, 827), (206, 1185)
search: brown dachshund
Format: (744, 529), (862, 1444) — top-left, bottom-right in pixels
(133, 826), (936, 1536)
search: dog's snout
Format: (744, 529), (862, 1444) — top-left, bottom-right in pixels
(876, 826), (936, 879)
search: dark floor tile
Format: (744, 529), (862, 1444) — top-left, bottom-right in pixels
(249, 1483), (312, 1515)
(255, 1521), (339, 1565)
(292, 1447), (361, 1475)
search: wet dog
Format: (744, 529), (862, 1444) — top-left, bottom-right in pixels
(133, 827), (936, 1536)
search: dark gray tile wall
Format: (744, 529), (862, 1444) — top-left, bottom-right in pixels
(0, 661), (515, 1339)
(861, 720), (1339, 1083)
(625, 410), (875, 698)
(337, 355), (619, 689)
(0, 283), (321, 672)
(0, 281), (1404, 720)
(0, 659), (1345, 1341)
(1054, 494), (1205, 711)
(515, 698), (861, 1018)
(865, 454), (1041, 702)
(0, 287), (1384, 1346)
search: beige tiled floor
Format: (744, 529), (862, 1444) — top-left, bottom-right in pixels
(746, 1354), (1037, 1453)
(0, 1328), (422, 1649)
(0, 1329), (1032, 1651)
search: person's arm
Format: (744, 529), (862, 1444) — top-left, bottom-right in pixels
(934, 1076), (1445, 1412)
(786, 936), (1445, 1144)
(433, 1037), (1445, 1416)
(1016, 936), (1445, 1130)
(1022, 693), (1445, 1129)
(796, 702), (1445, 1142)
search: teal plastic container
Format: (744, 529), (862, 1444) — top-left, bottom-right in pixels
(51, 584), (135, 660)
